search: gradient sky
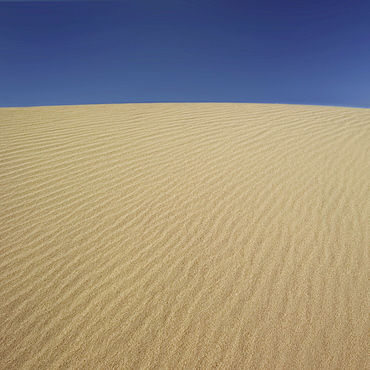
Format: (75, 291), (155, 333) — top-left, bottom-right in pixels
(1, 0), (370, 108)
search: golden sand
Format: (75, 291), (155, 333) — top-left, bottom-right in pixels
(1, 103), (369, 369)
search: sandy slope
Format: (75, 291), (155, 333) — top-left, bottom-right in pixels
(0, 103), (369, 369)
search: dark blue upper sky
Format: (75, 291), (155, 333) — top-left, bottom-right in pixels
(1, 0), (370, 107)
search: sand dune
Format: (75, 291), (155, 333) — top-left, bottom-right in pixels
(0, 103), (369, 369)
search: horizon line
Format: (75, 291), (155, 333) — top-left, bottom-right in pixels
(1, 101), (369, 110)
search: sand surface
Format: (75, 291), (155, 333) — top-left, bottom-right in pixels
(1, 103), (369, 369)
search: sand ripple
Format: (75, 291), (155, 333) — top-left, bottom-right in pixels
(1, 103), (369, 369)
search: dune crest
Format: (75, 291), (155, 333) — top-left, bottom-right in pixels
(1, 103), (369, 369)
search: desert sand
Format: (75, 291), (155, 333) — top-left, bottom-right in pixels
(0, 103), (369, 369)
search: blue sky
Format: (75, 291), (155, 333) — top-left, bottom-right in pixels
(1, 0), (370, 108)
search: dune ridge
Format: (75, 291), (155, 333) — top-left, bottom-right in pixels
(1, 103), (369, 369)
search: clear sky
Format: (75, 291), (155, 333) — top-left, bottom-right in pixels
(1, 0), (370, 108)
